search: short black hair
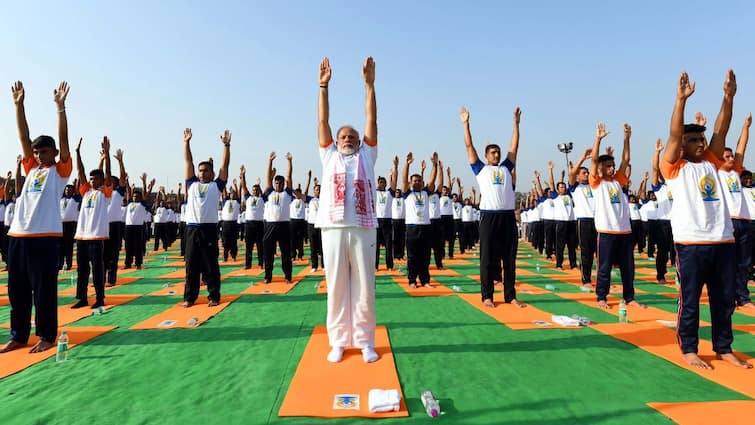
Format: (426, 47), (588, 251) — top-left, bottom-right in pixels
(198, 161), (213, 171)
(31, 135), (56, 149)
(484, 144), (501, 154)
(683, 124), (706, 134)
(598, 154), (614, 164)
(742, 170), (752, 179)
(89, 169), (105, 179)
(273, 175), (285, 183)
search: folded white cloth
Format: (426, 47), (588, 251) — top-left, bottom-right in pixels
(368, 389), (401, 413)
(551, 315), (582, 327)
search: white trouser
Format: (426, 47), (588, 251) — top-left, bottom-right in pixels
(322, 227), (377, 348)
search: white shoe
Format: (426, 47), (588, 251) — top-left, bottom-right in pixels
(327, 347), (344, 363)
(310, 268), (317, 273)
(362, 347), (378, 363)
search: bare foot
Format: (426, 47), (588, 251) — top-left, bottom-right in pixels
(717, 353), (753, 369)
(627, 300), (648, 309)
(683, 353), (711, 369)
(510, 299), (528, 308)
(657, 278), (668, 285)
(29, 340), (54, 353)
(597, 300), (610, 310)
(0, 340), (26, 353)
(182, 301), (194, 308)
(739, 302), (755, 310)
(207, 300), (219, 307)
(409, 283), (417, 289)
(482, 299), (495, 308)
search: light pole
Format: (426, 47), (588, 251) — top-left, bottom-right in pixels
(557, 142), (573, 172)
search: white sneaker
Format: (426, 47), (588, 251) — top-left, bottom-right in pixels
(361, 347), (378, 363)
(310, 268), (317, 273)
(327, 347), (344, 363)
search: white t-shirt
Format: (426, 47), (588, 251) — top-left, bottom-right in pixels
(589, 171), (631, 234)
(718, 168), (749, 220)
(289, 198), (306, 220)
(244, 195), (265, 222)
(570, 182), (595, 219)
(60, 196), (80, 222)
(391, 196), (405, 220)
(375, 189), (394, 219)
(220, 199), (241, 221)
(471, 159), (516, 211)
(184, 177), (226, 225)
(75, 183), (112, 240)
(9, 157), (72, 237)
(403, 189), (431, 225)
(263, 189), (294, 223)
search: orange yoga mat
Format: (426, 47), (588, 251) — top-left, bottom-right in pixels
(58, 276), (142, 296)
(648, 400), (755, 425)
(0, 326), (117, 379)
(224, 267), (265, 278)
(163, 260), (186, 268)
(553, 291), (709, 326)
(129, 295), (240, 329)
(375, 269), (403, 276)
(0, 295), (8, 306)
(427, 266), (461, 276)
(442, 258), (473, 265)
(278, 325), (407, 418)
(592, 322), (755, 398)
(308, 269), (325, 277)
(149, 282), (185, 296)
(516, 282), (549, 295)
(457, 293), (583, 330)
(220, 258), (245, 266)
(0, 294), (140, 329)
(390, 276), (456, 297)
(0, 284), (7, 295)
(241, 277), (300, 295)
(734, 305), (755, 318)
(158, 269), (187, 279)
(315, 280), (327, 295)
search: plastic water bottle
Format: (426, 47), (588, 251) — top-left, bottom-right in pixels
(536, 263), (541, 273)
(420, 390), (440, 418)
(618, 300), (628, 324)
(187, 317), (200, 327)
(451, 285), (462, 292)
(544, 283), (556, 291)
(56, 330), (69, 363)
(579, 285), (592, 293)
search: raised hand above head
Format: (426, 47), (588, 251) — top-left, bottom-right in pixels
(220, 129), (231, 146)
(184, 128), (192, 143)
(724, 69), (737, 98)
(320, 57), (331, 86)
(695, 112), (707, 127)
(362, 56), (375, 85)
(53, 81), (70, 107)
(596, 122), (609, 140)
(11, 81), (24, 104)
(677, 72), (695, 100)
(460, 106), (470, 123)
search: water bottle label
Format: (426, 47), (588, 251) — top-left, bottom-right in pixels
(57, 342), (68, 354)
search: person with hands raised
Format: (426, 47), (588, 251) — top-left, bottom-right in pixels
(240, 165), (265, 270)
(401, 152), (437, 290)
(262, 151), (295, 284)
(461, 105), (524, 309)
(375, 156), (398, 271)
(181, 128), (231, 308)
(568, 148), (597, 286)
(316, 56), (380, 364)
(2, 81), (73, 354)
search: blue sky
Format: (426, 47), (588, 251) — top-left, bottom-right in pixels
(1, 0), (754, 196)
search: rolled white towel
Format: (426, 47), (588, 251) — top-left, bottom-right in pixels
(368, 389), (401, 413)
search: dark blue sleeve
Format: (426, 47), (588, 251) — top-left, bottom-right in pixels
(388, 188), (396, 197)
(306, 195), (313, 203)
(500, 158), (515, 172)
(285, 188), (294, 199)
(140, 200), (150, 208)
(470, 160), (485, 176)
(651, 183), (663, 192)
(548, 192), (558, 199)
(73, 194), (82, 202)
(186, 176), (199, 189)
(401, 191), (410, 199)
(215, 178), (227, 192)
(568, 183), (578, 193)
(262, 188), (273, 201)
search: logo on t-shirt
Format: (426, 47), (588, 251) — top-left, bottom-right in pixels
(582, 186), (593, 198)
(562, 196), (571, 206)
(85, 192), (97, 209)
(197, 184), (209, 199)
(608, 187), (621, 204)
(491, 170), (505, 185)
(28, 169), (49, 193)
(726, 176), (741, 193)
(699, 176), (719, 201)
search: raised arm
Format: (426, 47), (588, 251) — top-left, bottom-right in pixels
(75, 138), (86, 183)
(460, 106), (480, 164)
(447, 166), (454, 193)
(569, 148), (592, 186)
(285, 152), (293, 190)
(113, 148), (126, 186)
(735, 113), (751, 167)
(12, 81), (32, 159)
(218, 129), (231, 181)
(53, 82), (71, 163)
(363, 56), (377, 144)
(239, 165), (248, 197)
(591, 123), (609, 177)
(507, 107), (522, 164)
(402, 152), (412, 193)
(618, 123), (631, 176)
(176, 182), (182, 204)
(318, 57), (333, 147)
(15, 156), (23, 195)
(709, 69), (737, 158)
(428, 155), (440, 193)
(183, 128), (195, 180)
(652, 138), (663, 186)
(639, 172), (648, 200)
(102, 136), (112, 186)
(145, 178), (155, 202)
(534, 171), (544, 197)
(303, 170), (312, 197)
(547, 161), (556, 192)
(389, 155), (398, 192)
(266, 152), (275, 191)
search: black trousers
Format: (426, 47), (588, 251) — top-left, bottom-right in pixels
(543, 219), (556, 258)
(630, 219), (645, 253)
(554, 220), (577, 268)
(153, 223), (168, 251)
(406, 224), (431, 285)
(59, 221), (77, 269)
(479, 212), (517, 303)
(221, 220), (239, 261)
(733, 219), (752, 306)
(76, 240), (105, 303)
(392, 219), (406, 260)
(263, 221), (292, 281)
(461, 221), (476, 252)
(184, 224), (221, 303)
(646, 219), (658, 257)
(179, 222), (186, 256)
(532, 220), (544, 254)
(308, 223), (323, 269)
(453, 218), (462, 256)
(376, 218), (393, 269)
(8, 236), (59, 343)
(441, 215), (455, 259)
(0, 221), (6, 262)
(577, 218), (597, 284)
(124, 224), (144, 267)
(289, 219), (307, 260)
(595, 233), (635, 302)
(676, 243), (736, 354)
(244, 221), (264, 268)
(655, 220), (675, 281)
(430, 218), (444, 268)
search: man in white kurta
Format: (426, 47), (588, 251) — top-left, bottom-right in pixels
(316, 56), (379, 363)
